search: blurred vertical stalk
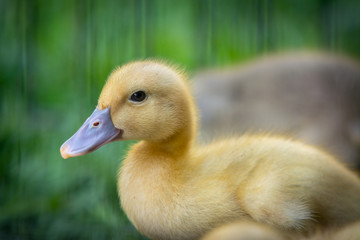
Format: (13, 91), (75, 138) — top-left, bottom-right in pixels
(86, 0), (93, 105)
(255, 0), (270, 53)
(329, 2), (339, 51)
(21, 0), (28, 101)
(206, 0), (213, 65)
(18, 0), (28, 190)
(141, 0), (146, 58)
(16, 0), (28, 235)
(128, 0), (135, 60)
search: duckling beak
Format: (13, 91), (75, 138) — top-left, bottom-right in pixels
(60, 107), (122, 159)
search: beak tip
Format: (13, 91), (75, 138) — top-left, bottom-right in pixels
(60, 145), (70, 159)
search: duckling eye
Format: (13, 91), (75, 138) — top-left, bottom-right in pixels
(130, 91), (146, 102)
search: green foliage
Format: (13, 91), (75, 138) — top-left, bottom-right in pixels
(1, 0), (359, 239)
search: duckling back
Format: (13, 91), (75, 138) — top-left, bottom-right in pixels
(193, 136), (360, 232)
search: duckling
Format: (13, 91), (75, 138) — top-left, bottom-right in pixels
(60, 60), (360, 240)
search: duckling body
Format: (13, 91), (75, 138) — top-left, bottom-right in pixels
(120, 136), (360, 240)
(60, 60), (360, 240)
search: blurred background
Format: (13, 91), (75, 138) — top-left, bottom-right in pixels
(1, 0), (360, 239)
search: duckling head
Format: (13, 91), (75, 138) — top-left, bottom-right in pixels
(60, 60), (196, 159)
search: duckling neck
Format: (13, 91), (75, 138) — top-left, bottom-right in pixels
(146, 99), (197, 157)
(119, 128), (197, 239)
(146, 126), (195, 157)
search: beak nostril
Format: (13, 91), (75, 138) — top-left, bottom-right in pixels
(89, 120), (101, 128)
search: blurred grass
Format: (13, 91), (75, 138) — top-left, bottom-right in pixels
(1, 0), (360, 239)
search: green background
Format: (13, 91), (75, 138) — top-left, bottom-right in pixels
(1, 0), (360, 239)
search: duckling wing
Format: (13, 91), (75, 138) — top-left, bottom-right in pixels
(232, 136), (360, 231)
(194, 136), (360, 232)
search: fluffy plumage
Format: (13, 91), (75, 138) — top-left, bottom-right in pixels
(201, 221), (360, 240)
(64, 60), (360, 240)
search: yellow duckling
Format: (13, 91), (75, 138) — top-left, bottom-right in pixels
(60, 60), (360, 240)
